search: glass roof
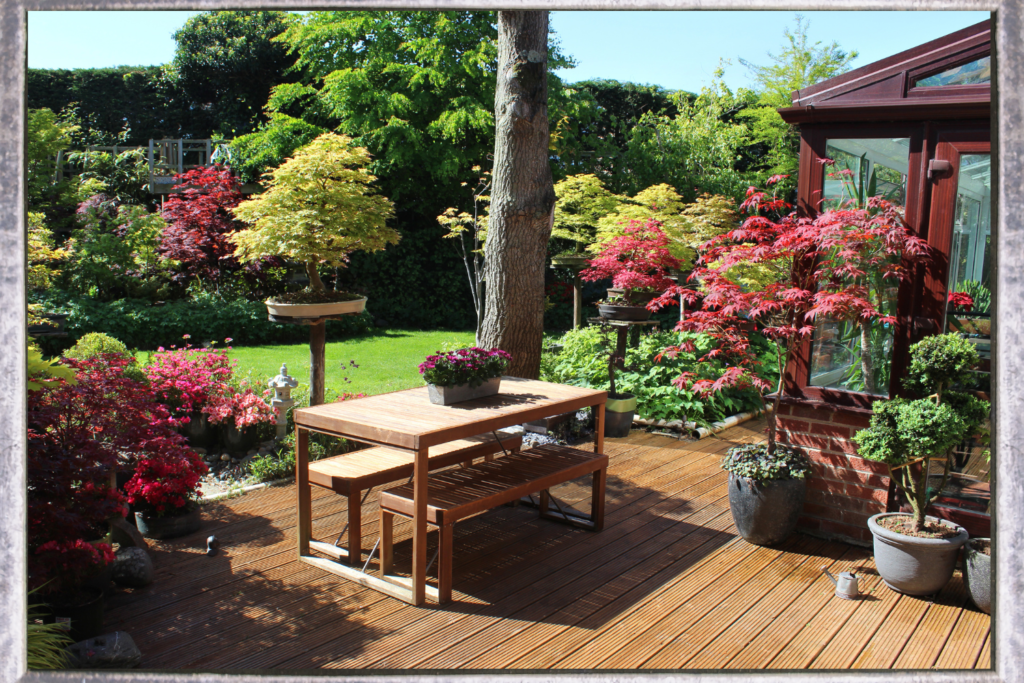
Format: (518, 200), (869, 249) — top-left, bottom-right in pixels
(916, 56), (991, 87)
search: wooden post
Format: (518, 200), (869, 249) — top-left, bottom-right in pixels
(310, 320), (326, 407)
(573, 270), (583, 329)
(296, 427), (311, 558)
(412, 445), (429, 606)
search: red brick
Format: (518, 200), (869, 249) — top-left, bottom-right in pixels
(807, 450), (850, 469)
(845, 456), (890, 476)
(830, 438), (860, 455)
(818, 518), (869, 541)
(827, 467), (888, 489)
(791, 405), (833, 421)
(796, 515), (821, 531)
(810, 422), (851, 439)
(833, 411), (873, 428)
(803, 502), (834, 518)
(846, 482), (888, 505)
(777, 417), (810, 433)
(776, 403), (791, 415)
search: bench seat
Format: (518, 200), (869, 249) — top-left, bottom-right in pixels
(379, 443), (607, 602)
(307, 430), (521, 566)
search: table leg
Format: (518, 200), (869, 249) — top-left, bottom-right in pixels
(347, 489), (363, 567)
(412, 445), (429, 605)
(594, 401), (605, 455)
(296, 427), (311, 558)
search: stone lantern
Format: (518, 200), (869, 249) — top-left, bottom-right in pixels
(268, 363), (299, 439)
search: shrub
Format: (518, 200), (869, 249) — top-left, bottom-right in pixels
(64, 331), (130, 360)
(144, 343), (234, 418)
(248, 449), (296, 483)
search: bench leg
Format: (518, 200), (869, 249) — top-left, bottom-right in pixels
(347, 489), (363, 567)
(539, 489), (550, 515)
(591, 467), (606, 532)
(380, 510), (394, 577)
(438, 523), (454, 604)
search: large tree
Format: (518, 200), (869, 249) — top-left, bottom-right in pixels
(479, 11), (555, 379)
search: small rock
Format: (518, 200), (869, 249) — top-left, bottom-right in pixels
(111, 547), (154, 587)
(220, 454), (231, 462)
(193, 447), (207, 456)
(261, 440), (276, 449)
(108, 517), (149, 552)
(247, 449), (258, 457)
(258, 447), (270, 455)
(239, 454), (257, 468)
(67, 631), (142, 669)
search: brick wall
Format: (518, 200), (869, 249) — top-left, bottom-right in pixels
(775, 402), (889, 546)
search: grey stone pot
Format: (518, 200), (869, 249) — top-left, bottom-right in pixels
(868, 513), (969, 596)
(728, 473), (807, 546)
(427, 377), (501, 406)
(135, 504), (202, 540)
(963, 537), (991, 613)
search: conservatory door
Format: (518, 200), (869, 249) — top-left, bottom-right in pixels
(921, 129), (991, 531)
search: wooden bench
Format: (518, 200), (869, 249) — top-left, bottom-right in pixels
(378, 443), (608, 603)
(307, 430), (522, 566)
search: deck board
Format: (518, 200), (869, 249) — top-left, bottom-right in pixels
(104, 419), (989, 671)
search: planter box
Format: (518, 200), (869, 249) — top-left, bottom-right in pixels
(427, 377), (501, 406)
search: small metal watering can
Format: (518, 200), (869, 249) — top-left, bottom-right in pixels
(822, 566), (860, 600)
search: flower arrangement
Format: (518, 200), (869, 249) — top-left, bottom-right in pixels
(580, 219), (679, 303)
(419, 347), (511, 388)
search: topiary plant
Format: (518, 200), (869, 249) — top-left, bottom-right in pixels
(853, 333), (989, 533)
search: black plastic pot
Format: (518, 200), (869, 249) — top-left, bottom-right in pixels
(44, 588), (105, 642)
(179, 412), (219, 449)
(596, 303), (652, 321)
(135, 504), (202, 540)
(868, 513), (968, 596)
(604, 393), (637, 438)
(728, 473), (806, 546)
(963, 538), (991, 613)
(224, 424), (260, 453)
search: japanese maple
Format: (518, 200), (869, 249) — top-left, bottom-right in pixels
(654, 176), (932, 453)
(580, 219), (680, 300)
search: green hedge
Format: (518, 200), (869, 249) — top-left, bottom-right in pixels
(33, 291), (374, 354)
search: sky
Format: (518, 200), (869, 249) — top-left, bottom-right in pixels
(27, 10), (989, 94)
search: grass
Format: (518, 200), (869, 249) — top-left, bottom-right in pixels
(139, 329), (476, 398)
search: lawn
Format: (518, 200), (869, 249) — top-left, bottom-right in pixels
(139, 329), (477, 398)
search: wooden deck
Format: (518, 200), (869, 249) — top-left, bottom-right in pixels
(104, 420), (991, 671)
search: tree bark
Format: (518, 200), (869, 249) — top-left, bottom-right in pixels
(479, 11), (556, 379)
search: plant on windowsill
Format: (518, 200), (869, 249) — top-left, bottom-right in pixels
(231, 132), (399, 319)
(580, 219), (679, 321)
(651, 176), (933, 546)
(853, 333), (989, 597)
(418, 347), (512, 405)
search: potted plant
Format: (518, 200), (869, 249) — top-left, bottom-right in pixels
(964, 536), (991, 613)
(418, 347), (512, 405)
(656, 178), (932, 546)
(721, 443), (811, 546)
(205, 381), (277, 453)
(853, 333), (989, 596)
(581, 219), (679, 320)
(32, 540), (115, 643)
(550, 173), (623, 268)
(231, 132), (399, 318)
(125, 446), (208, 539)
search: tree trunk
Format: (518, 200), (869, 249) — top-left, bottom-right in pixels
(479, 11), (556, 379)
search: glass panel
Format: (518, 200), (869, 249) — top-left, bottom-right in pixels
(915, 55), (991, 87)
(808, 138), (910, 395)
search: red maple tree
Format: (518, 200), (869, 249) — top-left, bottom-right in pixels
(653, 177), (932, 453)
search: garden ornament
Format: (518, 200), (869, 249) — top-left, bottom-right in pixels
(268, 364), (298, 439)
(206, 535), (220, 557)
(822, 566), (860, 600)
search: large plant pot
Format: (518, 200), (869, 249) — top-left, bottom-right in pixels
(135, 504), (202, 540)
(868, 513), (969, 596)
(963, 537), (991, 613)
(607, 288), (660, 305)
(552, 254), (591, 268)
(223, 424), (260, 453)
(44, 588), (105, 642)
(265, 296), (367, 318)
(427, 377), (501, 406)
(728, 473), (806, 546)
(179, 411), (219, 449)
(596, 303), (652, 321)
(604, 393), (636, 438)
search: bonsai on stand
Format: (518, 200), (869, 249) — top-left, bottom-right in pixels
(231, 133), (398, 406)
(853, 333), (989, 596)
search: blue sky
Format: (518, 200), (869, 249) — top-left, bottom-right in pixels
(28, 10), (989, 93)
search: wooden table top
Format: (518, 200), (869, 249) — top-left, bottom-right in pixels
(294, 377), (607, 450)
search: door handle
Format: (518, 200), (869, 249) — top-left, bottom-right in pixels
(928, 159), (953, 180)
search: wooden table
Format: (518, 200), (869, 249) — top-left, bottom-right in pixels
(292, 377), (608, 606)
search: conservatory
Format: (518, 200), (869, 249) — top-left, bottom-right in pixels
(775, 19), (992, 544)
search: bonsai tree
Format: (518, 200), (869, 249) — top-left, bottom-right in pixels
(231, 132), (399, 301)
(853, 334), (989, 534)
(657, 176), (931, 456)
(580, 218), (680, 304)
(551, 174), (623, 256)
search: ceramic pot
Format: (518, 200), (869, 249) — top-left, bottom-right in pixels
(963, 537), (991, 613)
(427, 377), (502, 405)
(265, 296), (367, 318)
(868, 513), (968, 596)
(728, 472), (806, 546)
(223, 424), (260, 453)
(596, 303), (652, 321)
(179, 411), (219, 449)
(604, 393), (637, 438)
(135, 504), (202, 540)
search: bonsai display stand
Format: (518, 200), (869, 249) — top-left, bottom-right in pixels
(269, 313), (356, 407)
(587, 317), (661, 369)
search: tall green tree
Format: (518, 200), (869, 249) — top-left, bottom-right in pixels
(172, 11), (298, 138)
